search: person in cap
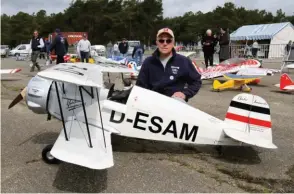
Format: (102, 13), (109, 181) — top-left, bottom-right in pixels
(77, 33), (91, 63)
(201, 29), (217, 68)
(136, 28), (202, 102)
(49, 28), (69, 64)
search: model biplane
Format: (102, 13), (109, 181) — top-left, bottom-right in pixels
(274, 73), (294, 92)
(8, 62), (277, 170)
(212, 74), (262, 92)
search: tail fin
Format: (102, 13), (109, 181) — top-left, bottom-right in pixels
(223, 93), (277, 149)
(213, 80), (222, 89)
(280, 73), (293, 89)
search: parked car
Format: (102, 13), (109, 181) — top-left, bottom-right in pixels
(9, 44), (31, 56)
(1, 45), (10, 57)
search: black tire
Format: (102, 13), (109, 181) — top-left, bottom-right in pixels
(42, 144), (60, 164)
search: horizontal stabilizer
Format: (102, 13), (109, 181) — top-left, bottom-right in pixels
(50, 120), (114, 169)
(223, 128), (277, 149)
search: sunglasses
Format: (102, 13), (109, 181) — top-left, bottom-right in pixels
(158, 39), (172, 44)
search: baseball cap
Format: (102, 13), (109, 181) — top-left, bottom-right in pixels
(157, 28), (174, 38)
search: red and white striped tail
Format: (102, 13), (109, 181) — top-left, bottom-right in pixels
(0, 68), (22, 74)
(223, 93), (277, 149)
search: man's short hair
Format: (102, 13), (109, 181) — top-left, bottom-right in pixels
(156, 28), (174, 39)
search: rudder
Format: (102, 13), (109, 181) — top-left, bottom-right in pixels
(280, 73), (293, 89)
(223, 93), (277, 149)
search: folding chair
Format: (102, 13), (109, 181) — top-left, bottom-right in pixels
(281, 42), (294, 72)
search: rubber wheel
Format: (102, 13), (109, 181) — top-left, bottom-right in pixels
(42, 144), (60, 164)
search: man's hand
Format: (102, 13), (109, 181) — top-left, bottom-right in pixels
(172, 92), (186, 99)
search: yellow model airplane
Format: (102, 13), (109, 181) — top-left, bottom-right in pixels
(212, 73), (262, 92)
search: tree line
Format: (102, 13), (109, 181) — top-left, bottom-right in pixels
(1, 0), (294, 47)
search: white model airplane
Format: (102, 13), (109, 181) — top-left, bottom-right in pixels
(0, 68), (21, 74)
(8, 63), (277, 170)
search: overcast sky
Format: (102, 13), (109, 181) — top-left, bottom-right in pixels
(1, 0), (294, 17)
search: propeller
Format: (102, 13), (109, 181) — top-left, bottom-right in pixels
(8, 87), (27, 109)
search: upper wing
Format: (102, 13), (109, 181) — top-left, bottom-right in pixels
(0, 68), (21, 74)
(37, 63), (136, 87)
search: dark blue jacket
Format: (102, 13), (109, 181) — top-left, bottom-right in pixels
(136, 48), (202, 101)
(49, 33), (69, 56)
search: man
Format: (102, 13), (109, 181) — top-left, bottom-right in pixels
(113, 42), (119, 57)
(218, 27), (230, 62)
(29, 30), (44, 72)
(106, 41), (113, 58)
(201, 29), (217, 68)
(44, 38), (51, 65)
(136, 28), (202, 102)
(118, 38), (129, 57)
(49, 29), (68, 64)
(77, 33), (91, 62)
(132, 43), (144, 67)
(251, 41), (259, 58)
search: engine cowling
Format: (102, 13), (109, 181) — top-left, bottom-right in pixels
(26, 75), (53, 114)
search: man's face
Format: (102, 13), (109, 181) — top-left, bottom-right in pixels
(34, 31), (38, 37)
(207, 31), (212, 36)
(122, 39), (125, 43)
(156, 33), (174, 54)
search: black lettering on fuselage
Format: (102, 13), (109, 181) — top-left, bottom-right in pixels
(110, 110), (125, 123)
(179, 123), (198, 142)
(133, 112), (149, 130)
(162, 120), (177, 138)
(149, 116), (163, 133)
(108, 111), (199, 142)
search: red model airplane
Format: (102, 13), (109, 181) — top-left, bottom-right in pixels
(274, 73), (294, 92)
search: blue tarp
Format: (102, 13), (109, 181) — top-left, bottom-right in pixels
(230, 22), (294, 41)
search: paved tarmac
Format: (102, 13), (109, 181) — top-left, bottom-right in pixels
(1, 57), (294, 192)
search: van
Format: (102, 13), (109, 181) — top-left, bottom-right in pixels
(9, 44), (31, 56)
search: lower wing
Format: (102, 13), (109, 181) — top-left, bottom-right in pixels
(50, 120), (114, 169)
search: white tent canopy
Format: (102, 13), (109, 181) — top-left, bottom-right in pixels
(230, 22), (294, 58)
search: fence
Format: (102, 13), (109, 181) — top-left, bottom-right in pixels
(146, 43), (289, 59)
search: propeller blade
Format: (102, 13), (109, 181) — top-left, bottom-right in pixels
(8, 87), (27, 109)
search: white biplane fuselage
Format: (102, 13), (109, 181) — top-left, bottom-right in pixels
(14, 62), (277, 170)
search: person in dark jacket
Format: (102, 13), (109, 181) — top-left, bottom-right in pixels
(218, 27), (230, 63)
(132, 43), (145, 67)
(201, 29), (217, 68)
(136, 28), (202, 102)
(49, 28), (69, 64)
(29, 30), (44, 72)
(118, 38), (129, 57)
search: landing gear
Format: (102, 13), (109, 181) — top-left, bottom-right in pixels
(42, 144), (60, 164)
(241, 85), (252, 92)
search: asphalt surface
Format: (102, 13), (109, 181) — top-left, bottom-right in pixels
(1, 57), (294, 192)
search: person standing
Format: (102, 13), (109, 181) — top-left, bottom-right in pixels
(106, 41), (113, 58)
(77, 33), (91, 62)
(136, 28), (202, 102)
(218, 27), (230, 63)
(113, 42), (119, 57)
(132, 43), (145, 67)
(118, 38), (129, 57)
(201, 29), (217, 68)
(251, 41), (259, 58)
(29, 30), (44, 72)
(49, 29), (69, 64)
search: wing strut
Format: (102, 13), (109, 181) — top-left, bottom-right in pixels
(96, 88), (107, 149)
(55, 82), (69, 141)
(79, 86), (93, 148)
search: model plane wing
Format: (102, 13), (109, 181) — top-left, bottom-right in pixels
(0, 68), (21, 74)
(236, 67), (280, 76)
(37, 63), (136, 87)
(50, 120), (114, 169)
(223, 73), (261, 80)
